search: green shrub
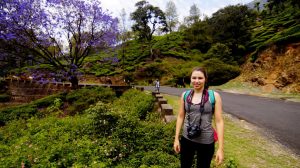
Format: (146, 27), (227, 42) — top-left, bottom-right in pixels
(115, 89), (154, 119)
(0, 104), (38, 125)
(205, 43), (234, 64)
(33, 92), (67, 108)
(65, 87), (116, 114)
(0, 115), (96, 167)
(140, 150), (179, 168)
(0, 90), (179, 167)
(66, 87), (115, 103)
(86, 102), (118, 137)
(203, 58), (240, 86)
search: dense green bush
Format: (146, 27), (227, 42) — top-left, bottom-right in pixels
(65, 87), (116, 114)
(114, 89), (154, 119)
(0, 92), (67, 125)
(66, 87), (115, 103)
(205, 43), (234, 64)
(33, 92), (67, 107)
(0, 87), (115, 125)
(203, 58), (241, 86)
(86, 102), (118, 137)
(0, 104), (38, 126)
(0, 88), (179, 167)
(0, 115), (96, 167)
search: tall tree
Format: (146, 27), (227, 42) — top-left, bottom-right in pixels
(255, 2), (261, 12)
(183, 20), (212, 53)
(0, 0), (118, 88)
(208, 5), (255, 63)
(184, 4), (201, 27)
(131, 0), (168, 60)
(165, 1), (178, 32)
(119, 8), (129, 68)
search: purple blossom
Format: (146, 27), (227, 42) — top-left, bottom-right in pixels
(1, 0), (119, 85)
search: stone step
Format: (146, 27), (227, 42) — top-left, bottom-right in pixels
(161, 104), (173, 116)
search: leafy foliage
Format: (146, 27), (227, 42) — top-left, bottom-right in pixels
(113, 89), (154, 119)
(205, 43), (234, 64)
(0, 87), (115, 125)
(0, 88), (179, 167)
(249, 0), (300, 61)
(131, 0), (168, 41)
(203, 58), (241, 86)
(131, 0), (168, 60)
(208, 5), (256, 63)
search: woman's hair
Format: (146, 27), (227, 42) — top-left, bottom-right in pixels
(190, 67), (209, 89)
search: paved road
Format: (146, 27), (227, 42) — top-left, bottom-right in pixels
(143, 86), (300, 155)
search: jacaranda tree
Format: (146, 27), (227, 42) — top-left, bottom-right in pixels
(0, 0), (118, 88)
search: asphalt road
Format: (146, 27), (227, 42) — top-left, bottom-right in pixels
(143, 86), (300, 155)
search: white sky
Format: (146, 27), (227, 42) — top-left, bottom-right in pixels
(100, 0), (254, 25)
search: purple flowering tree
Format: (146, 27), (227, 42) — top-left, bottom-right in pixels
(0, 0), (118, 88)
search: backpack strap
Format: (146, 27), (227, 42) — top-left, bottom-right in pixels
(208, 89), (215, 109)
(183, 90), (192, 112)
(183, 90), (191, 102)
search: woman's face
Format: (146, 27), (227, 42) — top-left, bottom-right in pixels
(191, 70), (206, 90)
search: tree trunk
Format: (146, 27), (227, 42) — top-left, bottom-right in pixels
(149, 40), (155, 60)
(70, 75), (79, 89)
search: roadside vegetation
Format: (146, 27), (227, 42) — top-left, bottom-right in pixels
(0, 88), (180, 167)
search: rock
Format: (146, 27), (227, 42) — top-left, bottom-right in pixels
(251, 77), (258, 82)
(253, 62), (260, 68)
(257, 78), (265, 86)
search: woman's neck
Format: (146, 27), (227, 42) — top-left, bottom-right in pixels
(193, 88), (204, 93)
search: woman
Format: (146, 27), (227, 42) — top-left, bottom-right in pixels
(173, 67), (224, 168)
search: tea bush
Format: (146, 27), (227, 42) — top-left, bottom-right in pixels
(114, 89), (154, 119)
(203, 58), (240, 86)
(65, 87), (116, 114)
(0, 104), (38, 126)
(0, 115), (96, 167)
(0, 88), (179, 167)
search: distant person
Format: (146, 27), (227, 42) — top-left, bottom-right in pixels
(155, 79), (160, 93)
(173, 67), (224, 168)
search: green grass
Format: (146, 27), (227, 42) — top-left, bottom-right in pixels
(163, 93), (300, 168)
(162, 94), (180, 116)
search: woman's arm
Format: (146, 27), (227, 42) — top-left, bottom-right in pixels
(214, 91), (224, 165)
(174, 92), (186, 153)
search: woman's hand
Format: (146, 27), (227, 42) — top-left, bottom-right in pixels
(215, 148), (224, 165)
(173, 139), (180, 154)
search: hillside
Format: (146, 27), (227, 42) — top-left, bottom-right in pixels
(2, 0), (300, 95)
(237, 42), (300, 93)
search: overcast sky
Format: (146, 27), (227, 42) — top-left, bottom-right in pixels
(101, 0), (254, 24)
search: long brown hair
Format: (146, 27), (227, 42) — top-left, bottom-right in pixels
(190, 67), (209, 89)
